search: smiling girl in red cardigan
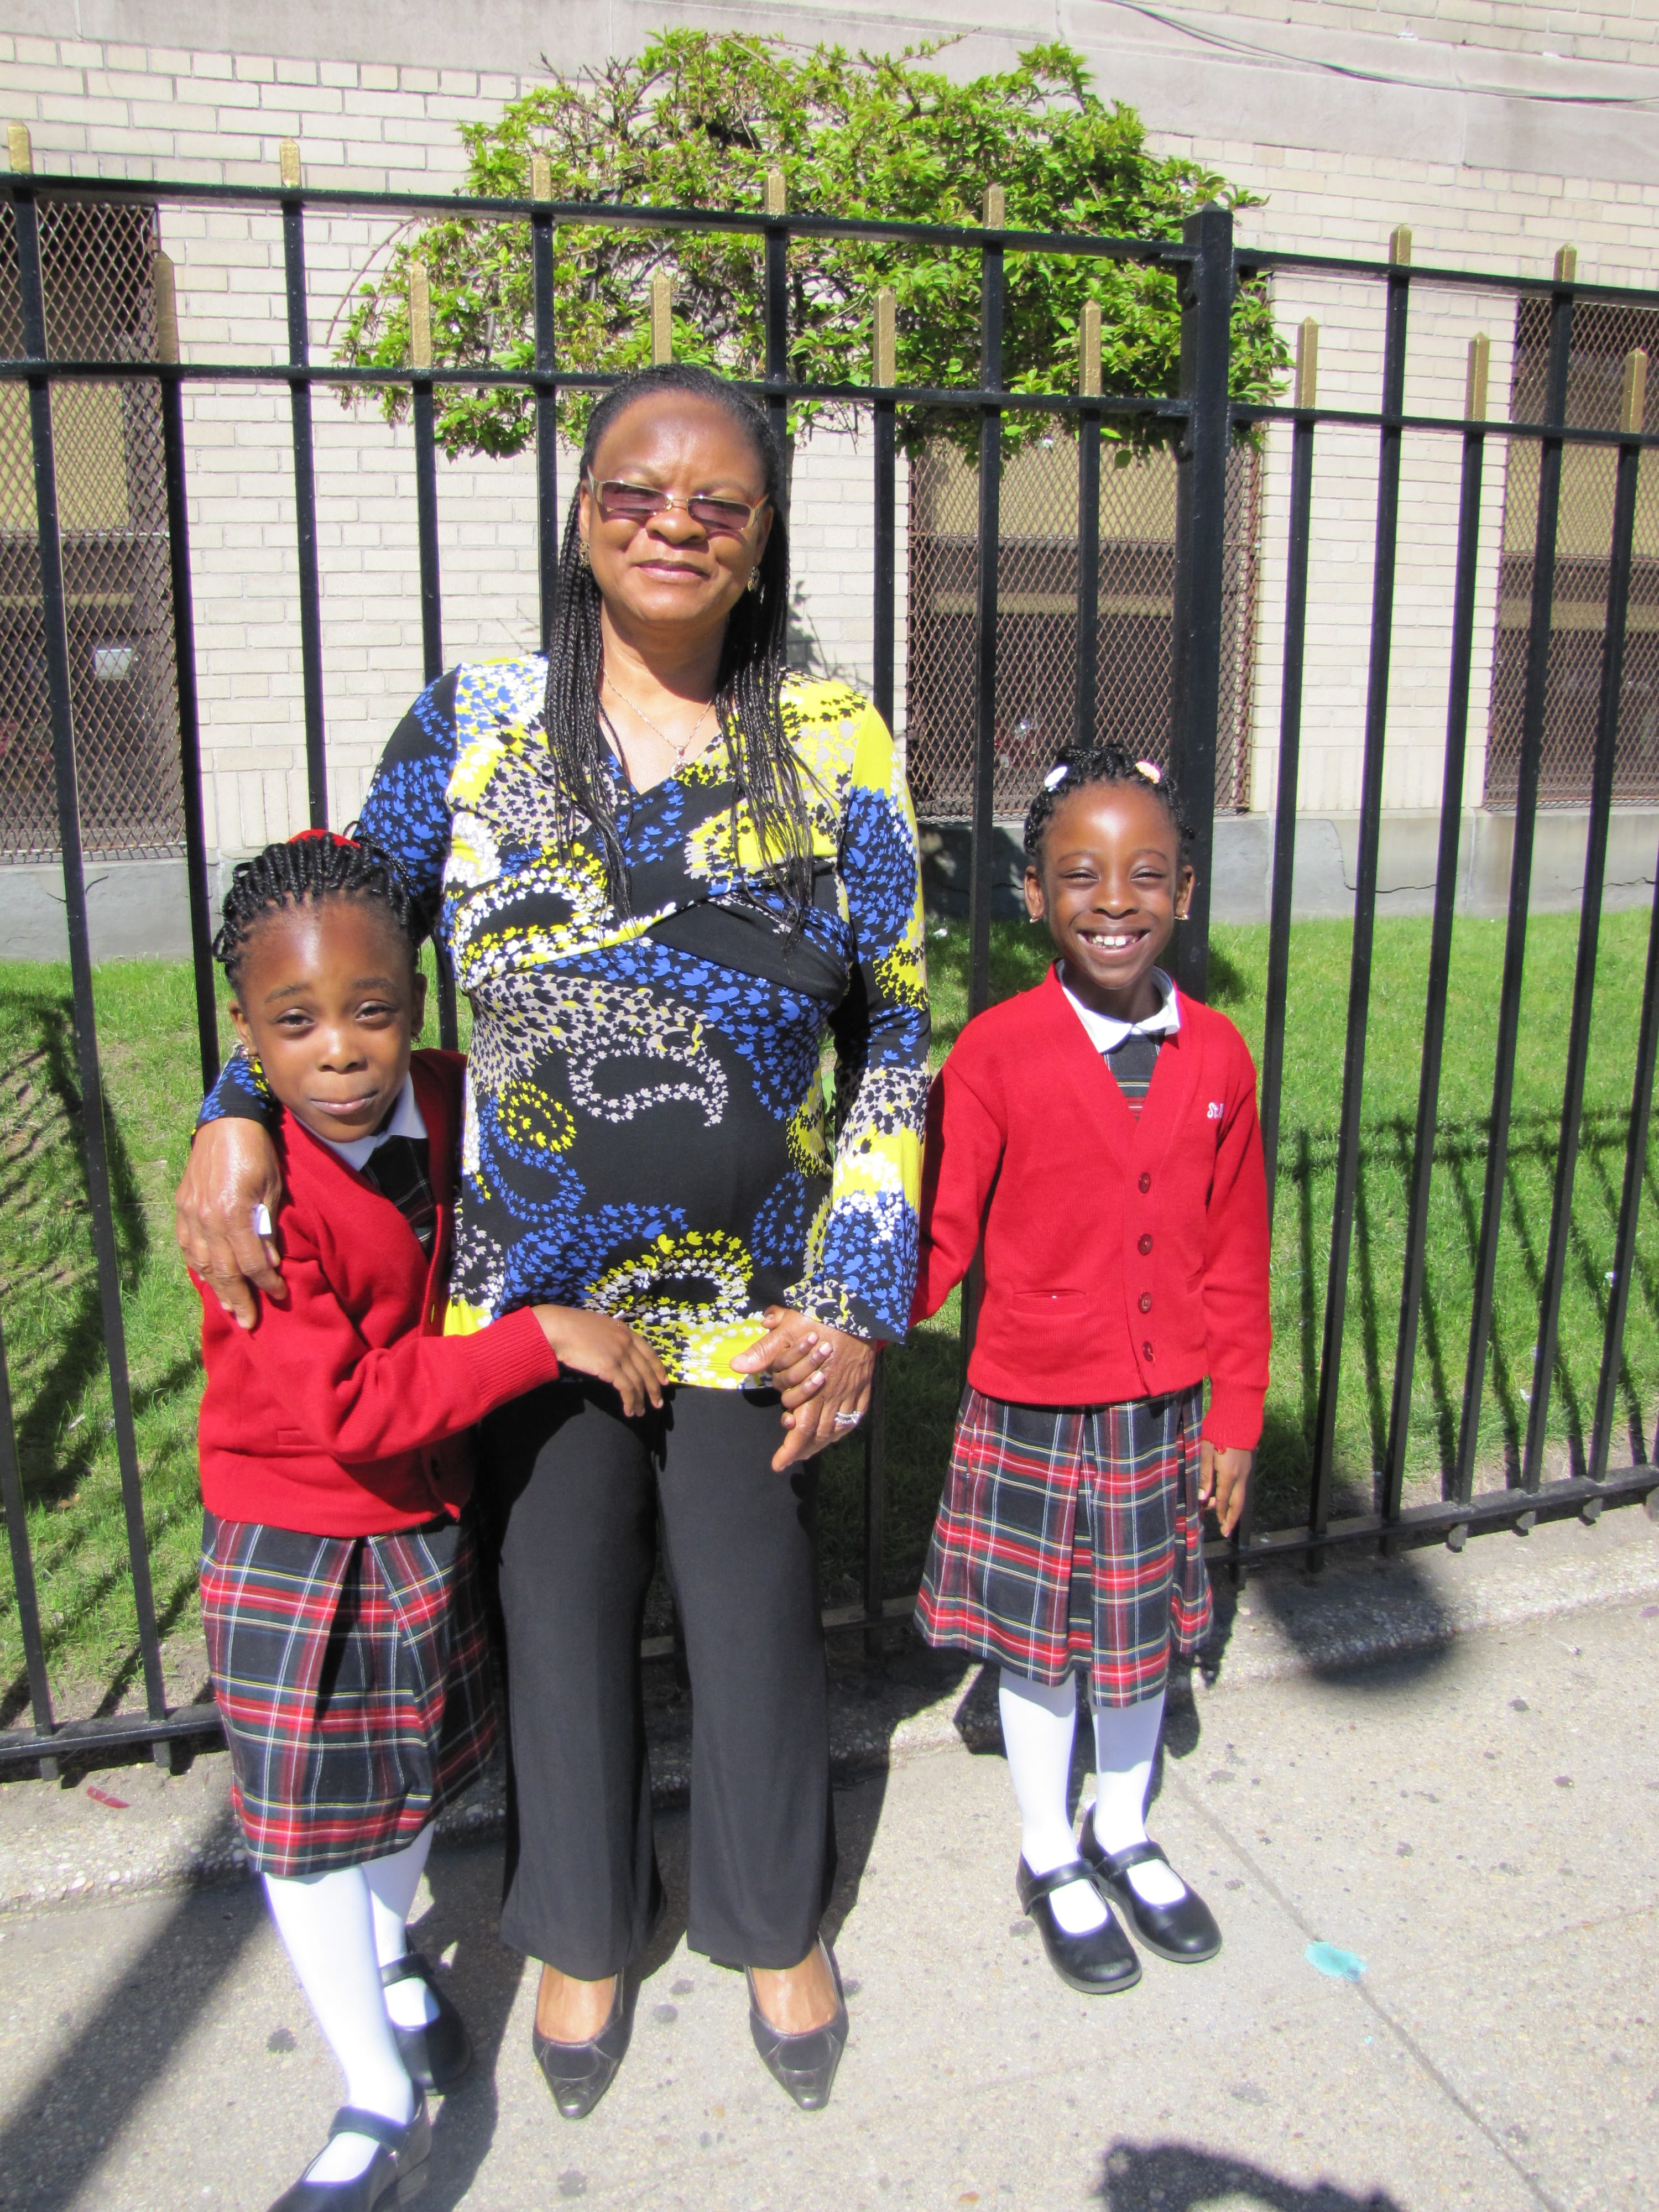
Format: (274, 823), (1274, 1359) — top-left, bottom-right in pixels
(193, 831), (664, 2212)
(912, 747), (1270, 1998)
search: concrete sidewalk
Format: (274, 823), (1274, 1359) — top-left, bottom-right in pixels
(1, 1511), (1655, 2210)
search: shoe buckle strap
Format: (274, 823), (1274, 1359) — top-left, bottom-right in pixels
(1098, 1839), (1170, 1882)
(1021, 1858), (1097, 1907)
(379, 1948), (435, 1992)
(329, 2105), (416, 2152)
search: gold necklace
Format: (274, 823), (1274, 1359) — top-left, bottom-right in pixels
(602, 676), (716, 763)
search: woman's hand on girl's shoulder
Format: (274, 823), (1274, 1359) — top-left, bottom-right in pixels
(175, 1118), (288, 1329)
(531, 1306), (667, 1420)
(1199, 1442), (1252, 1537)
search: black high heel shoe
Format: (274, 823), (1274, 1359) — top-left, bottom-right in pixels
(266, 2096), (430, 2212)
(381, 1949), (471, 2094)
(1015, 1857), (1141, 1995)
(1078, 1811), (1222, 1964)
(531, 1974), (631, 2120)
(746, 1941), (849, 2111)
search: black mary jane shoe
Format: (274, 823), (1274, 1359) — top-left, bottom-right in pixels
(746, 1942), (849, 2112)
(1079, 1814), (1223, 1964)
(531, 1974), (632, 2121)
(382, 1949), (472, 2094)
(266, 2096), (430, 2212)
(1015, 1856), (1142, 1996)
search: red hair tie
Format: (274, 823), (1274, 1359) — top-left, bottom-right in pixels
(288, 828), (361, 849)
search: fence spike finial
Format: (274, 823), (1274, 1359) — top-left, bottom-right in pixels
(765, 166), (785, 218)
(409, 260), (432, 372)
(1078, 300), (1102, 398)
(1554, 243), (1578, 283)
(1622, 348), (1648, 439)
(6, 122), (31, 174)
(278, 139), (301, 189)
(873, 286), (896, 387)
(1295, 317), (1319, 409)
(1388, 224), (1412, 267)
(153, 251), (180, 367)
(1465, 332), (1489, 422)
(650, 268), (672, 364)
(982, 183), (1005, 229)
(530, 152), (551, 202)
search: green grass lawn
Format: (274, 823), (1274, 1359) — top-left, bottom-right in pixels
(4, 915), (1658, 1712)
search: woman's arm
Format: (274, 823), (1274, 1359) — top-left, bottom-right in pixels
(791, 703), (931, 1343)
(176, 674), (464, 1323)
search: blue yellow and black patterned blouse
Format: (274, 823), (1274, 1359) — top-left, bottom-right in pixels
(202, 660), (930, 1387)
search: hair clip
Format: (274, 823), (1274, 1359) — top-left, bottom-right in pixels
(288, 827), (361, 849)
(1134, 760), (1164, 786)
(1043, 763), (1071, 790)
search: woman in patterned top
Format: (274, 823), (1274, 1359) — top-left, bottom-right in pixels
(176, 364), (928, 2119)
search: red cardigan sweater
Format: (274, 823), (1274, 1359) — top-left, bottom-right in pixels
(194, 1049), (560, 1536)
(912, 966), (1271, 1447)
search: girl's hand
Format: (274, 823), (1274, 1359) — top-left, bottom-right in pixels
(1199, 1442), (1253, 1537)
(533, 1306), (667, 1420)
(174, 1119), (287, 1329)
(731, 1306), (878, 1473)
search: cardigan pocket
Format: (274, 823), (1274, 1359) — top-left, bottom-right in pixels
(1012, 1289), (1090, 1317)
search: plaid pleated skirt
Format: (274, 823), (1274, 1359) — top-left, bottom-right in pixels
(915, 1385), (1212, 1707)
(200, 1509), (497, 1877)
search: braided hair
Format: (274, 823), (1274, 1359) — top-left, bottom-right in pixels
(542, 362), (810, 917)
(213, 828), (422, 990)
(1022, 745), (1192, 865)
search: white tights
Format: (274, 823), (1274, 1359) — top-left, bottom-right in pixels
(263, 1824), (436, 2184)
(998, 1673), (1186, 1934)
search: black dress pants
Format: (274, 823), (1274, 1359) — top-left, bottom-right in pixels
(481, 1379), (836, 1979)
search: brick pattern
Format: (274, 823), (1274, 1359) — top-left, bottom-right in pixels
(2, 13), (1655, 837)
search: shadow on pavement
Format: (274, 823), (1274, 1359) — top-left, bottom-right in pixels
(1212, 1543), (1458, 1691)
(0, 1808), (259, 2212)
(1095, 2138), (1405, 2210)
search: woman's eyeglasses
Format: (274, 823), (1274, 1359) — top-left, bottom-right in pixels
(586, 476), (765, 535)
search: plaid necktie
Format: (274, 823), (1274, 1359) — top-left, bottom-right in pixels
(358, 1134), (437, 1256)
(1104, 1031), (1162, 1117)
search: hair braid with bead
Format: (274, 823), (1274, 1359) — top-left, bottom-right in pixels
(1022, 744), (1192, 863)
(542, 363), (811, 919)
(212, 828), (423, 990)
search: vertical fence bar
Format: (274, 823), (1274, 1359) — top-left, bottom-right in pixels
(1525, 346), (1646, 1496)
(409, 260), (458, 1052)
(1308, 225), (1412, 1543)
(764, 167), (789, 491)
(154, 250), (220, 1092)
(531, 154), (559, 651)
(1384, 333), (1490, 1537)
(968, 184), (1006, 1025)
(862, 283), (899, 1661)
(278, 143), (328, 828)
(15, 170), (171, 1745)
(1590, 362), (1659, 1488)
(1455, 249), (1578, 1512)
(1075, 301), (1102, 750)
(1259, 319), (1318, 1224)
(0, 1304), (57, 1773)
(1167, 205), (1234, 1005)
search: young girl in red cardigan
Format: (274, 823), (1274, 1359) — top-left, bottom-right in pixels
(193, 832), (664, 2211)
(913, 747), (1269, 1996)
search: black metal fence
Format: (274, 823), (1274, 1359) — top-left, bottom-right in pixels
(3, 155), (1659, 1780)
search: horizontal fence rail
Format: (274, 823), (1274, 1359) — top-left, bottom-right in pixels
(2, 157), (1658, 1777)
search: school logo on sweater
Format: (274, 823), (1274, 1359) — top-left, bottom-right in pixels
(1207, 1100), (1224, 1120)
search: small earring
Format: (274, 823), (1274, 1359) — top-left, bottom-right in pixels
(577, 539), (592, 570)
(745, 568), (760, 594)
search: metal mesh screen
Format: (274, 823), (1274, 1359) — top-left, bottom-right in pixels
(1484, 296), (1659, 808)
(0, 199), (183, 865)
(904, 434), (1258, 821)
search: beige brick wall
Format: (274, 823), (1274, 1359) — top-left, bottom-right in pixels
(3, 2), (1655, 840)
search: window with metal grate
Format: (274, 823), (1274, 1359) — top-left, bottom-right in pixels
(0, 199), (184, 865)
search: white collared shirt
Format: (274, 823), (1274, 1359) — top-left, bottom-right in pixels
(1059, 963), (1182, 1055)
(313, 1071), (427, 1168)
